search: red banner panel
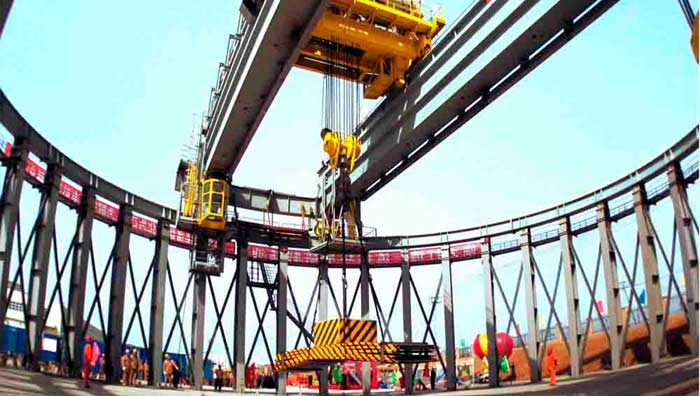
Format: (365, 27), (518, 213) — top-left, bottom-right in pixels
(288, 249), (320, 265)
(25, 158), (45, 183)
(248, 244), (278, 262)
(131, 215), (157, 238)
(450, 242), (481, 260)
(326, 254), (361, 266)
(169, 227), (194, 248)
(58, 181), (82, 205)
(368, 250), (403, 265)
(95, 199), (119, 223)
(408, 246), (441, 264)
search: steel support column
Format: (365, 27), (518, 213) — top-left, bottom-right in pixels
(234, 238), (248, 392)
(26, 163), (61, 370)
(520, 229), (541, 382)
(481, 239), (499, 388)
(0, 139), (28, 350)
(667, 163), (698, 355)
(148, 220), (169, 386)
(318, 257), (329, 394)
(401, 249), (413, 393)
(67, 186), (96, 376)
(190, 272), (207, 389)
(597, 202), (623, 369)
(107, 205), (132, 383)
(441, 244), (456, 390)
(276, 247), (288, 396)
(559, 217), (582, 376)
(360, 249), (371, 396)
(633, 185), (665, 362)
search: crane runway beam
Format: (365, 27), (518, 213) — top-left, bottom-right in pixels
(203, 0), (329, 178)
(320, 0), (621, 203)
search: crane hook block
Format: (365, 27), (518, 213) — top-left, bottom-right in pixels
(322, 128), (342, 169)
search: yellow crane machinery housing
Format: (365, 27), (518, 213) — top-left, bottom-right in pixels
(297, 0), (445, 99)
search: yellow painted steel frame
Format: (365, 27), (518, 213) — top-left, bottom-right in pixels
(299, 0), (445, 98)
(198, 178), (227, 230)
(181, 161), (199, 218)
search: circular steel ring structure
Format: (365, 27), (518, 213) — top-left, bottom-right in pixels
(0, 94), (698, 394)
(1, 0), (698, 393)
(1, 91), (697, 266)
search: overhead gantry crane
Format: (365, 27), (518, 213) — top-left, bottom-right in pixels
(275, 0), (444, 376)
(177, 0), (444, 275)
(174, 0), (446, 382)
(172, 0), (696, 391)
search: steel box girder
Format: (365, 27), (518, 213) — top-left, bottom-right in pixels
(203, 0), (328, 177)
(341, 0), (619, 200)
(231, 185), (317, 217)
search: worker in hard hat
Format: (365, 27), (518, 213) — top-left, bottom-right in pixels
(82, 336), (93, 388)
(121, 349), (131, 385)
(162, 353), (173, 387)
(544, 347), (558, 386)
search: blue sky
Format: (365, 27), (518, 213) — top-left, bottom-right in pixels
(1, 1), (697, 367)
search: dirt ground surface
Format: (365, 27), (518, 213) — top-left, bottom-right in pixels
(0, 356), (696, 396)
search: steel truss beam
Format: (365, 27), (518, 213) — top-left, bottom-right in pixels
(532, 254), (567, 367)
(204, 267), (237, 369)
(162, 264), (193, 374)
(293, 273), (318, 350)
(246, 280), (274, 367)
(491, 255), (534, 383)
(409, 272), (447, 379)
(122, 254), (152, 353)
(368, 275), (397, 344)
(574, 246), (612, 364)
(650, 213), (690, 352)
(0, 138), (28, 349)
(3, 199), (39, 359)
(82, 241), (113, 352)
(43, 227), (75, 371)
